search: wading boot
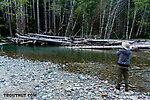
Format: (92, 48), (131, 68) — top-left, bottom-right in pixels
(125, 87), (128, 92)
(115, 84), (120, 90)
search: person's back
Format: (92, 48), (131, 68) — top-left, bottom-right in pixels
(117, 49), (132, 66)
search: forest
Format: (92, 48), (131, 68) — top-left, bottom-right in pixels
(0, 1), (150, 99)
(0, 0), (150, 39)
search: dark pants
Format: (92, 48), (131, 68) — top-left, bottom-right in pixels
(117, 65), (129, 89)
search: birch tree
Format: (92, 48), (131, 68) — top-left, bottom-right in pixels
(37, 0), (40, 33)
(33, 0), (35, 19)
(44, 0), (47, 32)
(104, 0), (113, 39)
(53, 0), (56, 34)
(65, 0), (75, 36)
(48, 0), (51, 33)
(125, 0), (130, 39)
(0, 0), (150, 39)
(129, 7), (137, 39)
(7, 0), (12, 36)
(99, 0), (103, 38)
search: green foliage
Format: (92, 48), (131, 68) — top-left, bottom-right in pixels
(0, 24), (5, 27)
(133, 0), (150, 25)
(0, 36), (7, 40)
(0, 0), (150, 38)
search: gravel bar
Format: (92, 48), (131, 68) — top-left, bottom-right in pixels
(0, 56), (149, 100)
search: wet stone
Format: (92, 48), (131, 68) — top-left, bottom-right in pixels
(0, 78), (5, 82)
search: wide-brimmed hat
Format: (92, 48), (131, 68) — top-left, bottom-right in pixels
(122, 42), (130, 50)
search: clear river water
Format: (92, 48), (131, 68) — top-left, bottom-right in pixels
(0, 44), (149, 92)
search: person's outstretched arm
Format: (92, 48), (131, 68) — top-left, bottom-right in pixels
(117, 49), (122, 55)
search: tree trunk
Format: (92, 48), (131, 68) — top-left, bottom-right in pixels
(108, 0), (120, 39)
(48, 0), (51, 32)
(81, 13), (85, 38)
(14, 0), (19, 30)
(29, 0), (32, 17)
(21, 1), (23, 33)
(136, 18), (144, 37)
(44, 0), (47, 32)
(37, 0), (40, 33)
(65, 0), (75, 36)
(8, 11), (12, 36)
(72, 15), (78, 34)
(86, 22), (89, 37)
(61, 0), (66, 24)
(136, 6), (147, 37)
(89, 22), (94, 38)
(53, 0), (56, 34)
(10, 0), (13, 19)
(108, 8), (117, 39)
(33, 0), (35, 19)
(139, 25), (143, 36)
(89, 16), (96, 38)
(100, 8), (106, 38)
(104, 0), (113, 39)
(4, 0), (7, 20)
(25, 3), (29, 32)
(59, 0), (61, 24)
(99, 0), (102, 38)
(126, 0), (130, 39)
(129, 8), (137, 39)
(7, 0), (12, 36)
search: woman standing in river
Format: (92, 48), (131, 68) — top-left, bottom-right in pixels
(116, 42), (132, 92)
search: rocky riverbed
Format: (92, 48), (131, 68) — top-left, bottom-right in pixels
(0, 56), (149, 100)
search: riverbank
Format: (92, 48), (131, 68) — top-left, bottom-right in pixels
(0, 56), (149, 99)
(7, 33), (150, 50)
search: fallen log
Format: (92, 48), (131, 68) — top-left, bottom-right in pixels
(8, 37), (27, 44)
(131, 45), (150, 49)
(66, 46), (122, 50)
(0, 43), (8, 50)
(8, 33), (150, 48)
(0, 43), (7, 46)
(105, 41), (122, 46)
(27, 33), (70, 40)
(66, 44), (150, 50)
(16, 33), (71, 45)
(86, 39), (122, 43)
(19, 41), (33, 45)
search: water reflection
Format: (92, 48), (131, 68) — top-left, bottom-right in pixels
(1, 44), (119, 64)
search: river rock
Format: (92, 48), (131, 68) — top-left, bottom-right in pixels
(0, 56), (149, 100)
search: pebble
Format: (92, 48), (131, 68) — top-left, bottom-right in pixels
(0, 56), (149, 100)
(114, 89), (121, 95)
(0, 78), (5, 82)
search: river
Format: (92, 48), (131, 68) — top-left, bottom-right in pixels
(0, 44), (150, 92)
